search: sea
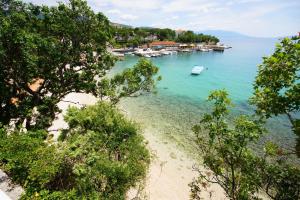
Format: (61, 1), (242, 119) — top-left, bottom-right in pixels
(111, 36), (297, 156)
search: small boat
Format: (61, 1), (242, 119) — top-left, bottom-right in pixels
(181, 49), (192, 52)
(191, 66), (205, 75)
(200, 48), (209, 52)
(124, 52), (134, 55)
(144, 54), (151, 58)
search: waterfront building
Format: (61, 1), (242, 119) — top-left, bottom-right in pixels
(149, 41), (179, 50)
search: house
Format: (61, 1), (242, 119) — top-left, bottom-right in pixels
(149, 41), (179, 50)
(175, 29), (186, 37)
(145, 35), (158, 41)
(10, 78), (44, 105)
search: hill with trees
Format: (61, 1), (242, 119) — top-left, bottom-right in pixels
(111, 25), (219, 48)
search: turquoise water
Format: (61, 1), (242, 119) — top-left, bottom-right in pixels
(112, 37), (296, 154)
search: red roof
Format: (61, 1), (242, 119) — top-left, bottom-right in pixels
(150, 41), (178, 46)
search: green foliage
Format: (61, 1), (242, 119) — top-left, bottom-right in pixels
(191, 90), (265, 200)
(63, 102), (150, 199)
(0, 0), (160, 133)
(176, 31), (219, 44)
(191, 90), (300, 200)
(112, 26), (176, 47)
(261, 161), (300, 200)
(0, 102), (150, 199)
(0, 0), (115, 129)
(191, 38), (300, 200)
(0, 130), (62, 191)
(251, 37), (300, 138)
(112, 26), (219, 47)
(260, 140), (300, 200)
(21, 189), (77, 200)
(1, 1), (157, 199)
(154, 28), (176, 41)
(97, 58), (161, 104)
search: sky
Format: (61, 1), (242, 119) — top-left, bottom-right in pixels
(23, 0), (300, 37)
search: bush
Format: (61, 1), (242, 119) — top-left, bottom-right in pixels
(0, 102), (150, 199)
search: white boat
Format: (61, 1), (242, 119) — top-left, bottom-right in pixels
(124, 52), (134, 55)
(162, 51), (171, 55)
(200, 48), (209, 52)
(144, 54), (151, 58)
(191, 66), (205, 75)
(181, 49), (192, 52)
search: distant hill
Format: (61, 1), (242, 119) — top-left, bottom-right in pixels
(198, 30), (252, 39)
(110, 22), (133, 28)
(198, 30), (291, 40)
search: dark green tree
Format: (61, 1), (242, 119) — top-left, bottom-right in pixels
(0, 1), (158, 198)
(0, 102), (150, 199)
(0, 0), (159, 130)
(176, 31), (219, 44)
(0, 0), (113, 129)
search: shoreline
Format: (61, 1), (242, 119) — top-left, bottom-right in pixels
(49, 92), (226, 199)
(2, 91), (278, 199)
(119, 101), (226, 200)
(0, 92), (227, 199)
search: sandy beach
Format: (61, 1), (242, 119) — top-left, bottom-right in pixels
(0, 171), (23, 200)
(126, 127), (226, 200)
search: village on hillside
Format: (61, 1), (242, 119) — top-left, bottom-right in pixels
(109, 26), (231, 58)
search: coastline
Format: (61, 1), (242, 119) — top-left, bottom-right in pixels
(119, 101), (226, 200)
(49, 93), (226, 199)
(2, 91), (273, 199)
(125, 128), (226, 200)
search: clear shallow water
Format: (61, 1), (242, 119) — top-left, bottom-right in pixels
(112, 37), (296, 154)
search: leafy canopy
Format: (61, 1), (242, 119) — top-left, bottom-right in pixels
(0, 0), (159, 130)
(190, 90), (300, 200)
(0, 0), (158, 199)
(191, 90), (265, 200)
(251, 37), (300, 136)
(0, 102), (150, 200)
(97, 58), (161, 104)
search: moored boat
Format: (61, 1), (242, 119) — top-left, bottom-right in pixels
(191, 66), (205, 75)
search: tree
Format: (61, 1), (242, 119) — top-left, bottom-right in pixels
(97, 58), (161, 104)
(0, 0), (112, 129)
(156, 28), (176, 41)
(0, 102), (150, 199)
(190, 90), (300, 200)
(190, 90), (265, 200)
(0, 0), (159, 130)
(177, 31), (196, 43)
(0, 1), (158, 198)
(176, 31), (219, 44)
(251, 37), (300, 155)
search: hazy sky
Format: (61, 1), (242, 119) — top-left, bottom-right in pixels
(24, 0), (300, 37)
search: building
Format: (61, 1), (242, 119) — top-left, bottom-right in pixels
(175, 29), (186, 37)
(145, 35), (158, 41)
(149, 41), (179, 50)
(10, 78), (44, 105)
